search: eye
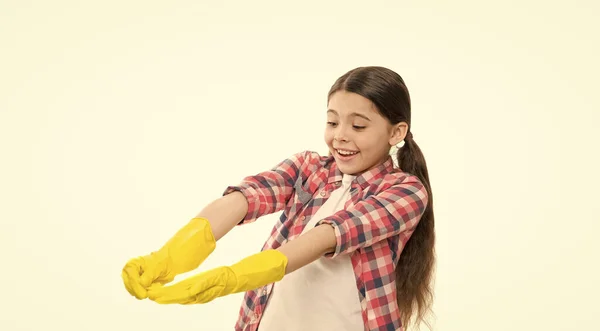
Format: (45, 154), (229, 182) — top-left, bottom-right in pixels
(327, 121), (337, 126)
(353, 125), (366, 130)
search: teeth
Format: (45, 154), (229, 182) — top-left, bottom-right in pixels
(337, 149), (358, 156)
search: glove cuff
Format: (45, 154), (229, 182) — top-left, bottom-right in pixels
(224, 249), (288, 295)
(162, 217), (217, 275)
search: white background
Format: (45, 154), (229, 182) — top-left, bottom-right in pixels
(1, 1), (599, 330)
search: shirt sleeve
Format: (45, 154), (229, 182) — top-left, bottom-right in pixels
(315, 175), (428, 258)
(222, 150), (319, 225)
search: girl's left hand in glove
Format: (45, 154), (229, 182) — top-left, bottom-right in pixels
(147, 249), (288, 304)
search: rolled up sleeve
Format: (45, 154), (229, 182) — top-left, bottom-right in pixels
(315, 176), (428, 258)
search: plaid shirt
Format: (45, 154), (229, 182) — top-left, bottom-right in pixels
(222, 150), (428, 331)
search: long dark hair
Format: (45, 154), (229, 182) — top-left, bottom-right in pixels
(327, 66), (435, 330)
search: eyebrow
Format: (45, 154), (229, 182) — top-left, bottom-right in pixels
(327, 109), (371, 121)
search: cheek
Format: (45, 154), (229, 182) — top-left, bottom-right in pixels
(356, 135), (384, 153)
(355, 136), (370, 149)
(324, 130), (334, 144)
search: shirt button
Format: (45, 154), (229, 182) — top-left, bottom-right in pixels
(320, 191), (326, 197)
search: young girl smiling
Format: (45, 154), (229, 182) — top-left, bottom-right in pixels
(122, 66), (435, 331)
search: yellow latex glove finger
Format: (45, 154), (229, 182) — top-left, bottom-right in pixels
(138, 252), (175, 287)
(121, 257), (149, 299)
(147, 267), (230, 304)
(121, 271), (138, 298)
(121, 253), (174, 299)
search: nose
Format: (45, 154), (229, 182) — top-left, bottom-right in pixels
(333, 129), (348, 141)
(333, 123), (353, 142)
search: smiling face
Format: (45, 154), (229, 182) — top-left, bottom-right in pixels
(325, 90), (407, 175)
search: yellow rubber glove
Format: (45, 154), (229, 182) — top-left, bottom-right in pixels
(121, 217), (216, 300)
(146, 249), (288, 305)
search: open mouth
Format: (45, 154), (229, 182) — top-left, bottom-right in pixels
(335, 148), (360, 160)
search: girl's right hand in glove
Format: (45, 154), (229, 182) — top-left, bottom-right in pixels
(121, 217), (217, 299)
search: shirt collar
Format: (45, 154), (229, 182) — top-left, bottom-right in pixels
(326, 154), (395, 190)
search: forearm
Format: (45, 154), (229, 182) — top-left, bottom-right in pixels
(194, 191), (249, 241)
(276, 224), (337, 274)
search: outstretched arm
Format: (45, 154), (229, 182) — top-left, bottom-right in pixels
(277, 224), (336, 274)
(195, 191), (248, 241)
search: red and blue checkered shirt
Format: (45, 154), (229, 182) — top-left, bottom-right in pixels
(222, 150), (428, 331)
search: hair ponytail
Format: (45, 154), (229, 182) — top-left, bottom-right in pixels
(327, 65), (436, 330)
(395, 136), (436, 330)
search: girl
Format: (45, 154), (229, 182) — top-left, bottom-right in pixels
(122, 66), (435, 331)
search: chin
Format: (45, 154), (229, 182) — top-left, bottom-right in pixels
(336, 163), (359, 175)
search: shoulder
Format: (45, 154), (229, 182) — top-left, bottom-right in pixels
(377, 169), (427, 199)
(383, 170), (423, 186)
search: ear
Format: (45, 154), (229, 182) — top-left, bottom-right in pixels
(388, 122), (409, 146)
